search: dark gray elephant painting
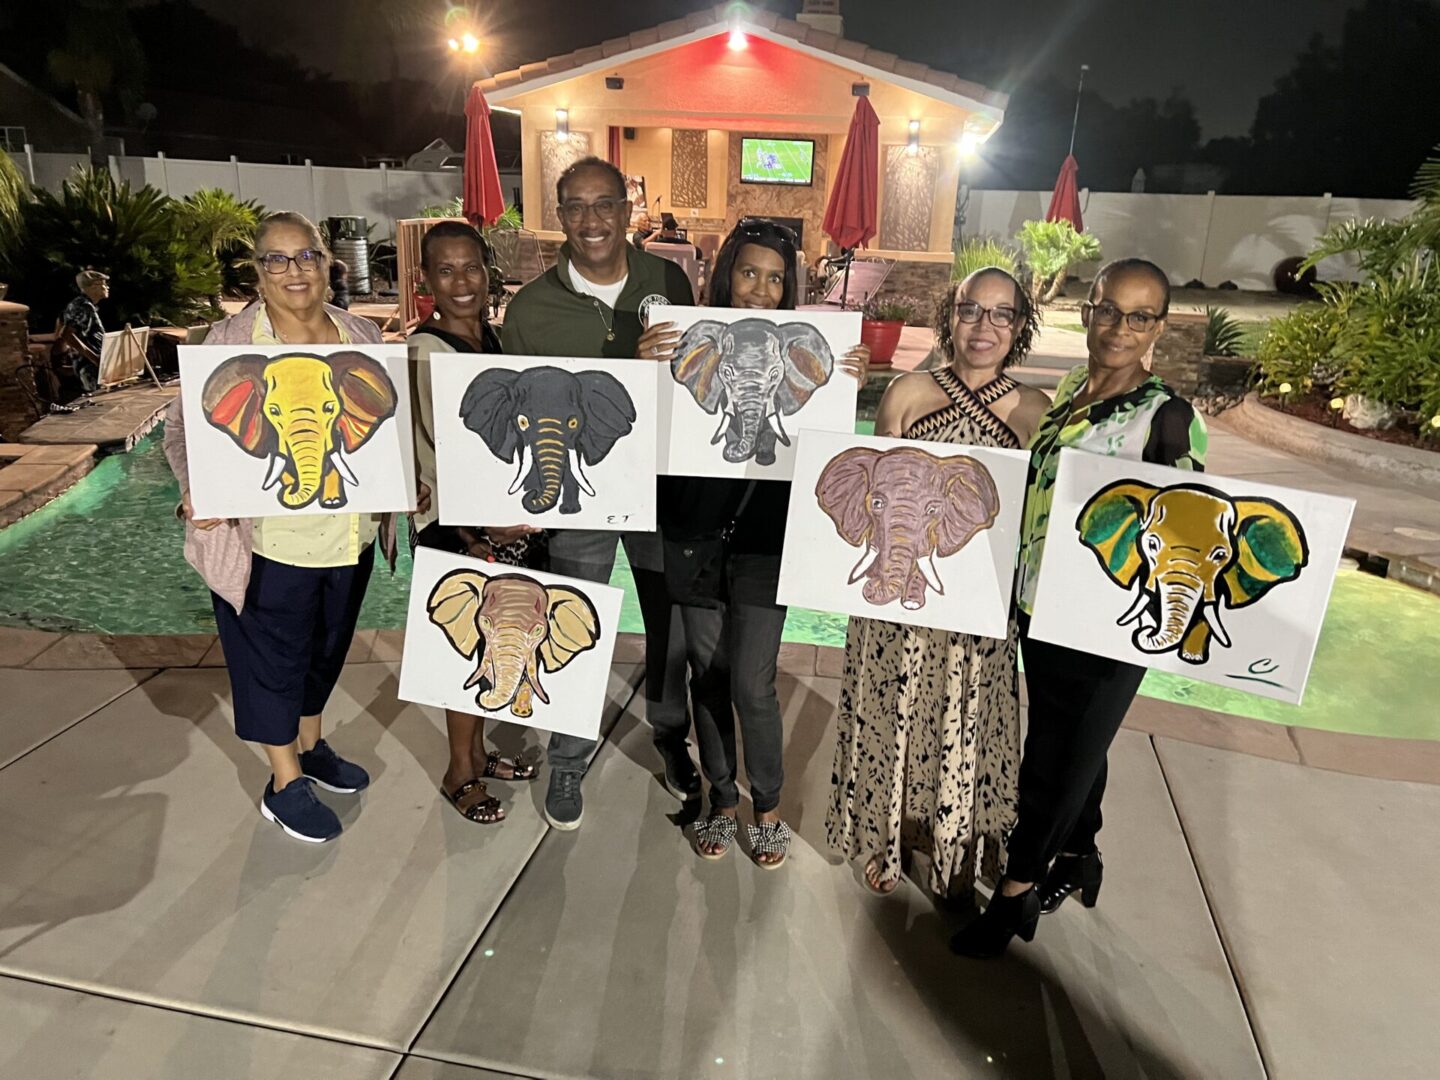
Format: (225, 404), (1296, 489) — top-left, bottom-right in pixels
(672, 318), (834, 465)
(461, 366), (637, 514)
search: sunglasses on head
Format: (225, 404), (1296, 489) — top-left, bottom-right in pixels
(733, 220), (798, 249)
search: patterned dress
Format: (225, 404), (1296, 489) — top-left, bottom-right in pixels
(826, 369), (1023, 898)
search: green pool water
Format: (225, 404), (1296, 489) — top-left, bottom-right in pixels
(2, 431), (1435, 741)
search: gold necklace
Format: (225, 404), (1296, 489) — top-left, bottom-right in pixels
(588, 296), (616, 342)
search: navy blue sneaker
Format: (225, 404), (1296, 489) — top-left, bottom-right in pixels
(261, 777), (342, 843)
(300, 739), (370, 793)
(544, 768), (584, 831)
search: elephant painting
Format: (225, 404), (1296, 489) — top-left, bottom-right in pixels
(427, 569), (601, 717)
(1077, 481), (1310, 664)
(202, 351), (398, 510)
(461, 367), (636, 514)
(816, 446), (1000, 610)
(673, 318), (833, 465)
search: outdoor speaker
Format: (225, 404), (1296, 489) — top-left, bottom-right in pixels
(623, 127), (636, 139)
(852, 82), (870, 96)
(606, 76), (624, 90)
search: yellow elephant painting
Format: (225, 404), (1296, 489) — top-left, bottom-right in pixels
(427, 569), (601, 718)
(1076, 481), (1310, 665)
(202, 351), (398, 510)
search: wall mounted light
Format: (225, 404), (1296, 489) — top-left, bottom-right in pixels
(555, 108), (569, 143)
(958, 131), (980, 160)
(728, 28), (748, 50)
(907, 120), (921, 156)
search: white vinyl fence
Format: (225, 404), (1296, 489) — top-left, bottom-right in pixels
(962, 188), (1417, 289)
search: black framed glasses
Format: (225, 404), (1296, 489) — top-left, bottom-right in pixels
(1083, 300), (1162, 332)
(955, 300), (1019, 328)
(557, 197), (626, 224)
(259, 249), (323, 275)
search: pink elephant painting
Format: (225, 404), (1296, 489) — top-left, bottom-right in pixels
(815, 446), (1000, 610)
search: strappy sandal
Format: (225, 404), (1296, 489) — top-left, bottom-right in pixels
(864, 854), (901, 895)
(483, 750), (537, 782)
(694, 812), (738, 861)
(747, 820), (792, 870)
(441, 780), (504, 824)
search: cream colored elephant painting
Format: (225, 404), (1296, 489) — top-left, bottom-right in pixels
(1077, 480), (1310, 665)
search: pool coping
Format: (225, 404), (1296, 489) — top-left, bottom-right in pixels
(2, 626), (1435, 788)
(0, 443), (99, 529)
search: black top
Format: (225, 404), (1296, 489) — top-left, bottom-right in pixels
(411, 320), (501, 353)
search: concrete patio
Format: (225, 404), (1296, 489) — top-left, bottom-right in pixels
(1, 632), (1437, 1079)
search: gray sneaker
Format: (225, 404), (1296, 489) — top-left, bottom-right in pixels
(544, 768), (584, 831)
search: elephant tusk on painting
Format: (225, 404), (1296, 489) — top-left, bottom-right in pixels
(569, 449), (597, 497)
(329, 448), (358, 486)
(507, 444), (532, 495)
(261, 454), (287, 491)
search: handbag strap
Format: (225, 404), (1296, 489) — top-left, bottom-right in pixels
(724, 481), (759, 538)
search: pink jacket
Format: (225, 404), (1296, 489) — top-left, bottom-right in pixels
(162, 302), (398, 613)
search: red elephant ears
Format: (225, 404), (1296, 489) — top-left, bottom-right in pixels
(209, 378), (268, 452)
(331, 355), (399, 452)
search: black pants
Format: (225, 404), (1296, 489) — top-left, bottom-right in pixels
(1004, 612), (1148, 883)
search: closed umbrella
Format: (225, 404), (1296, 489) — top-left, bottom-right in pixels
(463, 84), (506, 227)
(823, 95), (880, 309)
(1045, 153), (1084, 232)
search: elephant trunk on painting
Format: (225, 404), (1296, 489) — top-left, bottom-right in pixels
(720, 351), (786, 463)
(470, 623), (548, 714)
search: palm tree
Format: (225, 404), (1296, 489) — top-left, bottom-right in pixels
(46, 0), (146, 154)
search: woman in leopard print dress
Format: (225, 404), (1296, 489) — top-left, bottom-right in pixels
(826, 269), (1050, 900)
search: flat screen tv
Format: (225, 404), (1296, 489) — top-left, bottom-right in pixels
(740, 138), (815, 186)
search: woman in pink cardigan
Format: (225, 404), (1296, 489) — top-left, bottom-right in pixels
(164, 211), (411, 844)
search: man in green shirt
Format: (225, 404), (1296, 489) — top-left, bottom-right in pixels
(502, 156), (696, 831)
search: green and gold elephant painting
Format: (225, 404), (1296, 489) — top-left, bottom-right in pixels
(202, 351), (398, 510)
(427, 568), (601, 718)
(1076, 481), (1310, 665)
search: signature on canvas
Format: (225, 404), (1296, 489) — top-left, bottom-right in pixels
(461, 366), (636, 515)
(427, 568), (601, 717)
(816, 446), (1000, 611)
(672, 318), (833, 465)
(202, 351), (398, 510)
(1076, 480), (1309, 664)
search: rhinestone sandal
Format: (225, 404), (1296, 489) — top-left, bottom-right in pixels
(694, 812), (738, 861)
(746, 820), (792, 870)
(483, 750), (537, 782)
(441, 780), (504, 824)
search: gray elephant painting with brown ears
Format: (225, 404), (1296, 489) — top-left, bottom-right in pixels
(427, 569), (601, 718)
(816, 446), (1000, 610)
(673, 318), (833, 465)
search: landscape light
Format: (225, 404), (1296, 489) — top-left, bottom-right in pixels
(907, 120), (920, 156)
(728, 29), (748, 51)
(555, 108), (569, 143)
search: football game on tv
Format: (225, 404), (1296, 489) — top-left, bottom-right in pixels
(740, 138), (815, 186)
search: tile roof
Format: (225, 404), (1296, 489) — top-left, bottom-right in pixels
(475, 5), (1006, 112)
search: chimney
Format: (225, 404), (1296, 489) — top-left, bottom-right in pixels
(797, 0), (843, 38)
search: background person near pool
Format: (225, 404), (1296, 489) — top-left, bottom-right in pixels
(639, 219), (869, 868)
(500, 156), (695, 832)
(952, 257), (1208, 958)
(163, 210), (417, 845)
(827, 268), (1050, 899)
(410, 220), (545, 828)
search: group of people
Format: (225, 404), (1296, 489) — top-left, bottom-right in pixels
(162, 154), (1206, 959)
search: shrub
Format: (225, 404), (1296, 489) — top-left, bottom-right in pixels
(0, 151), (27, 250)
(1253, 294), (1346, 397)
(952, 235), (1018, 281)
(1, 166), (219, 326)
(1204, 307), (1246, 356)
(863, 296), (920, 323)
(173, 189), (263, 303)
(1015, 219), (1101, 305)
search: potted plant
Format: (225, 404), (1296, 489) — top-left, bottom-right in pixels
(860, 296), (918, 367)
(413, 272), (435, 322)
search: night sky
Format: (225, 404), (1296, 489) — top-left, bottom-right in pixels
(194, 0), (1363, 139)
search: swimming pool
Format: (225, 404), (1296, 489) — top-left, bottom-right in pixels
(1, 431), (1436, 741)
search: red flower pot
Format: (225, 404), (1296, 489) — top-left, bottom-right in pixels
(861, 318), (903, 367)
(415, 294), (435, 322)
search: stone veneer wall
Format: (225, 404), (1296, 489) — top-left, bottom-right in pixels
(726, 133), (830, 262)
(872, 260), (952, 325)
(0, 301), (32, 441)
(1149, 316), (1211, 396)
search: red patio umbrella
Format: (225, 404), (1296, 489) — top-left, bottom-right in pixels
(1045, 153), (1084, 232)
(823, 96), (880, 315)
(463, 85), (506, 227)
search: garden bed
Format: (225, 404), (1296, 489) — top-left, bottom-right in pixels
(1262, 394), (1437, 452)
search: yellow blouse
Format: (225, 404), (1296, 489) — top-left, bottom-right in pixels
(249, 307), (381, 567)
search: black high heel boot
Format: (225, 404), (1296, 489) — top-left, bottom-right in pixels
(1037, 851), (1103, 915)
(950, 885), (1040, 959)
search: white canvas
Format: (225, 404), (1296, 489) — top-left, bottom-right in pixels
(431, 354), (659, 532)
(398, 547), (624, 741)
(777, 430), (1029, 637)
(1027, 449), (1355, 705)
(179, 344), (415, 519)
(658, 305), (861, 480)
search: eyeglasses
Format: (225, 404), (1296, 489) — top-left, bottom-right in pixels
(954, 300), (1019, 328)
(1083, 300), (1162, 332)
(259, 249), (323, 275)
(557, 198), (626, 224)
